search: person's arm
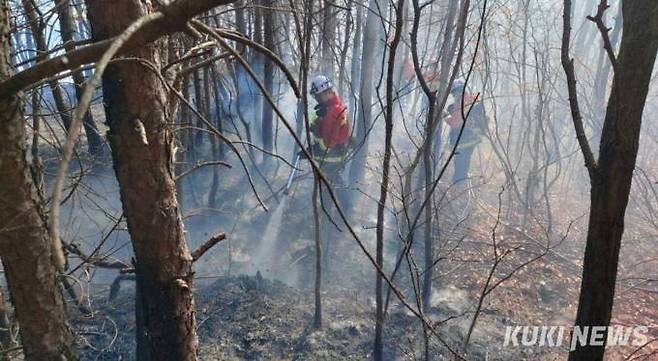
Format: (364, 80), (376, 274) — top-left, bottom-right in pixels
(471, 102), (488, 133)
(309, 108), (324, 138)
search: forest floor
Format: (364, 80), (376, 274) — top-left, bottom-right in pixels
(48, 130), (658, 361)
(71, 175), (657, 361)
(76, 274), (542, 361)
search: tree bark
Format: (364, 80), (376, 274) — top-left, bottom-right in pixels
(261, 0), (275, 165)
(347, 0), (382, 212)
(86, 1), (198, 360)
(374, 1), (404, 359)
(348, 0), (363, 119)
(55, 0), (105, 156)
(320, 0), (336, 76)
(568, 1), (658, 360)
(0, 288), (13, 352)
(22, 0), (73, 131)
(0, 2), (77, 360)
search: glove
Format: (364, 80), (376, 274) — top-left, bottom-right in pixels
(297, 148), (308, 159)
(297, 145), (316, 159)
(314, 103), (327, 118)
(309, 122), (319, 136)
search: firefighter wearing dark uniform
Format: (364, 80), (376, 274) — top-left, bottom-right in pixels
(444, 78), (487, 185)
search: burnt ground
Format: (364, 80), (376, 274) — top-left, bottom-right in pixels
(53, 152), (658, 361)
(67, 169), (658, 361)
(75, 274), (547, 361)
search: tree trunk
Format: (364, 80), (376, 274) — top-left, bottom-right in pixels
(54, 0), (104, 156)
(0, 288), (14, 351)
(0, 3), (77, 360)
(261, 0), (275, 166)
(347, 0), (382, 213)
(374, 2), (403, 358)
(86, 1), (198, 360)
(337, 9), (351, 97)
(348, 0), (363, 120)
(22, 0), (73, 131)
(205, 65), (220, 208)
(234, 1), (247, 53)
(320, 0), (336, 76)
(568, 1), (658, 360)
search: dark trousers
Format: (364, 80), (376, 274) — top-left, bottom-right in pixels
(317, 161), (347, 272)
(452, 146), (475, 185)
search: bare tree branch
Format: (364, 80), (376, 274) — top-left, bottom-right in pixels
(176, 160), (232, 181)
(561, 0), (598, 179)
(0, 0), (237, 96)
(587, 0), (619, 73)
(191, 233), (227, 262)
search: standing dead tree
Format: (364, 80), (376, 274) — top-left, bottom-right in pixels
(561, 0), (658, 360)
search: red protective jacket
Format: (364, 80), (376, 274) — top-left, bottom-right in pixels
(315, 94), (350, 149)
(445, 93), (479, 128)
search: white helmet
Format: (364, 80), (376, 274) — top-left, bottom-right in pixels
(310, 75), (333, 95)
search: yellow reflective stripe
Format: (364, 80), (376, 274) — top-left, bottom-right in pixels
(315, 155), (345, 163)
(455, 138), (481, 150)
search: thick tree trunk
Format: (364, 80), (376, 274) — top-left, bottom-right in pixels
(0, 3), (77, 360)
(568, 1), (658, 360)
(86, 1), (198, 360)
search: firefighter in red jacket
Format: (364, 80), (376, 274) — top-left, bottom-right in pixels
(307, 75), (350, 265)
(308, 75), (350, 188)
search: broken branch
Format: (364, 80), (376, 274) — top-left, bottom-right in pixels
(192, 233), (227, 262)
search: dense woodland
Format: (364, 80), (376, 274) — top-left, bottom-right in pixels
(0, 0), (657, 360)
